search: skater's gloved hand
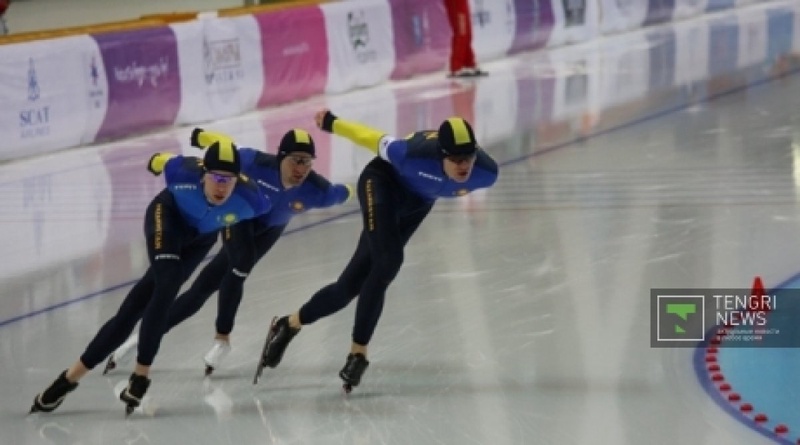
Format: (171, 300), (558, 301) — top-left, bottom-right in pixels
(191, 128), (235, 150)
(147, 153), (175, 176)
(315, 109), (338, 133)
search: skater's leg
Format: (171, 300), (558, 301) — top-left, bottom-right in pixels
(166, 249), (228, 331)
(135, 231), (217, 368)
(213, 220), (260, 335)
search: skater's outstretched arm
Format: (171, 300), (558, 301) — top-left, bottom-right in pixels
(314, 109), (385, 155)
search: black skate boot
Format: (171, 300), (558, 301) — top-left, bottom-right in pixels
(119, 373), (150, 416)
(253, 316), (300, 384)
(30, 371), (79, 413)
(339, 353), (369, 394)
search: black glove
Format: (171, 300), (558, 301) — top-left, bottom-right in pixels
(320, 111), (338, 133)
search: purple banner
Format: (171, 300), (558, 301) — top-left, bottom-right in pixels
(388, 0), (450, 80)
(93, 27), (181, 141)
(643, 0), (675, 26)
(510, 0), (555, 55)
(255, 7), (328, 107)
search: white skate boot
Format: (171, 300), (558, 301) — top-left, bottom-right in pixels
(103, 334), (138, 374)
(203, 339), (231, 376)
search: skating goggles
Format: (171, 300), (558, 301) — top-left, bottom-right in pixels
(286, 155), (314, 167)
(444, 153), (476, 164)
(207, 172), (238, 184)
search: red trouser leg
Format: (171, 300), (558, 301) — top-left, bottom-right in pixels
(444, 0), (476, 72)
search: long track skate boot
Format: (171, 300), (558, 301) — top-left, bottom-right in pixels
(203, 339), (231, 376)
(253, 316), (300, 384)
(30, 371), (79, 413)
(339, 353), (369, 394)
(119, 373), (151, 416)
(103, 335), (138, 375)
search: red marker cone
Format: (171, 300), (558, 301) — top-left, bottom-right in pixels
(749, 276), (769, 312)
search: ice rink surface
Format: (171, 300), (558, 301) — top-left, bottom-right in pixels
(2, 4), (800, 445)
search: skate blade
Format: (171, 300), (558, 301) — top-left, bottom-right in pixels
(102, 358), (116, 375)
(253, 317), (278, 385)
(342, 383), (353, 394)
(205, 365), (214, 376)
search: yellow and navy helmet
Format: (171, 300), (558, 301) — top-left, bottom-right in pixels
(203, 140), (240, 175)
(278, 128), (316, 161)
(438, 117), (477, 157)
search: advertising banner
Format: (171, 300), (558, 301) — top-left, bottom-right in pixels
(255, 6), (329, 107)
(647, 28), (676, 91)
(0, 36), (100, 160)
(597, 0), (647, 34)
(707, 15), (739, 78)
(736, 8), (767, 69)
(469, 0), (517, 61)
(509, 0), (555, 55)
(673, 0), (709, 20)
(388, 0), (450, 79)
(322, 0), (395, 94)
(766, 7), (794, 63)
(674, 18), (710, 86)
(706, 0), (735, 12)
(174, 16), (264, 124)
(644, 0), (676, 26)
(548, 0), (600, 47)
(93, 27), (181, 141)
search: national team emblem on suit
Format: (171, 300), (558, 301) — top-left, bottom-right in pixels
(291, 201), (306, 213)
(221, 213), (238, 224)
(455, 189), (468, 196)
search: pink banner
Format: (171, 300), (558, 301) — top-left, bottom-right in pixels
(255, 7), (329, 108)
(388, 0), (450, 79)
(93, 27), (181, 141)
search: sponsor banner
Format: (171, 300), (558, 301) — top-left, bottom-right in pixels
(388, 0), (450, 79)
(673, 0), (709, 20)
(707, 15), (739, 78)
(736, 7), (768, 69)
(93, 27), (181, 141)
(0, 36), (100, 160)
(706, 0), (735, 12)
(644, 0), (676, 26)
(647, 28), (676, 91)
(470, 0), (516, 61)
(794, 3), (800, 52)
(766, 7), (794, 62)
(174, 16), (264, 124)
(509, 0), (556, 55)
(254, 6), (329, 107)
(326, 88), (397, 183)
(547, 0), (600, 47)
(596, 32), (650, 109)
(674, 18), (710, 86)
(322, 0), (395, 94)
(598, 0), (648, 34)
